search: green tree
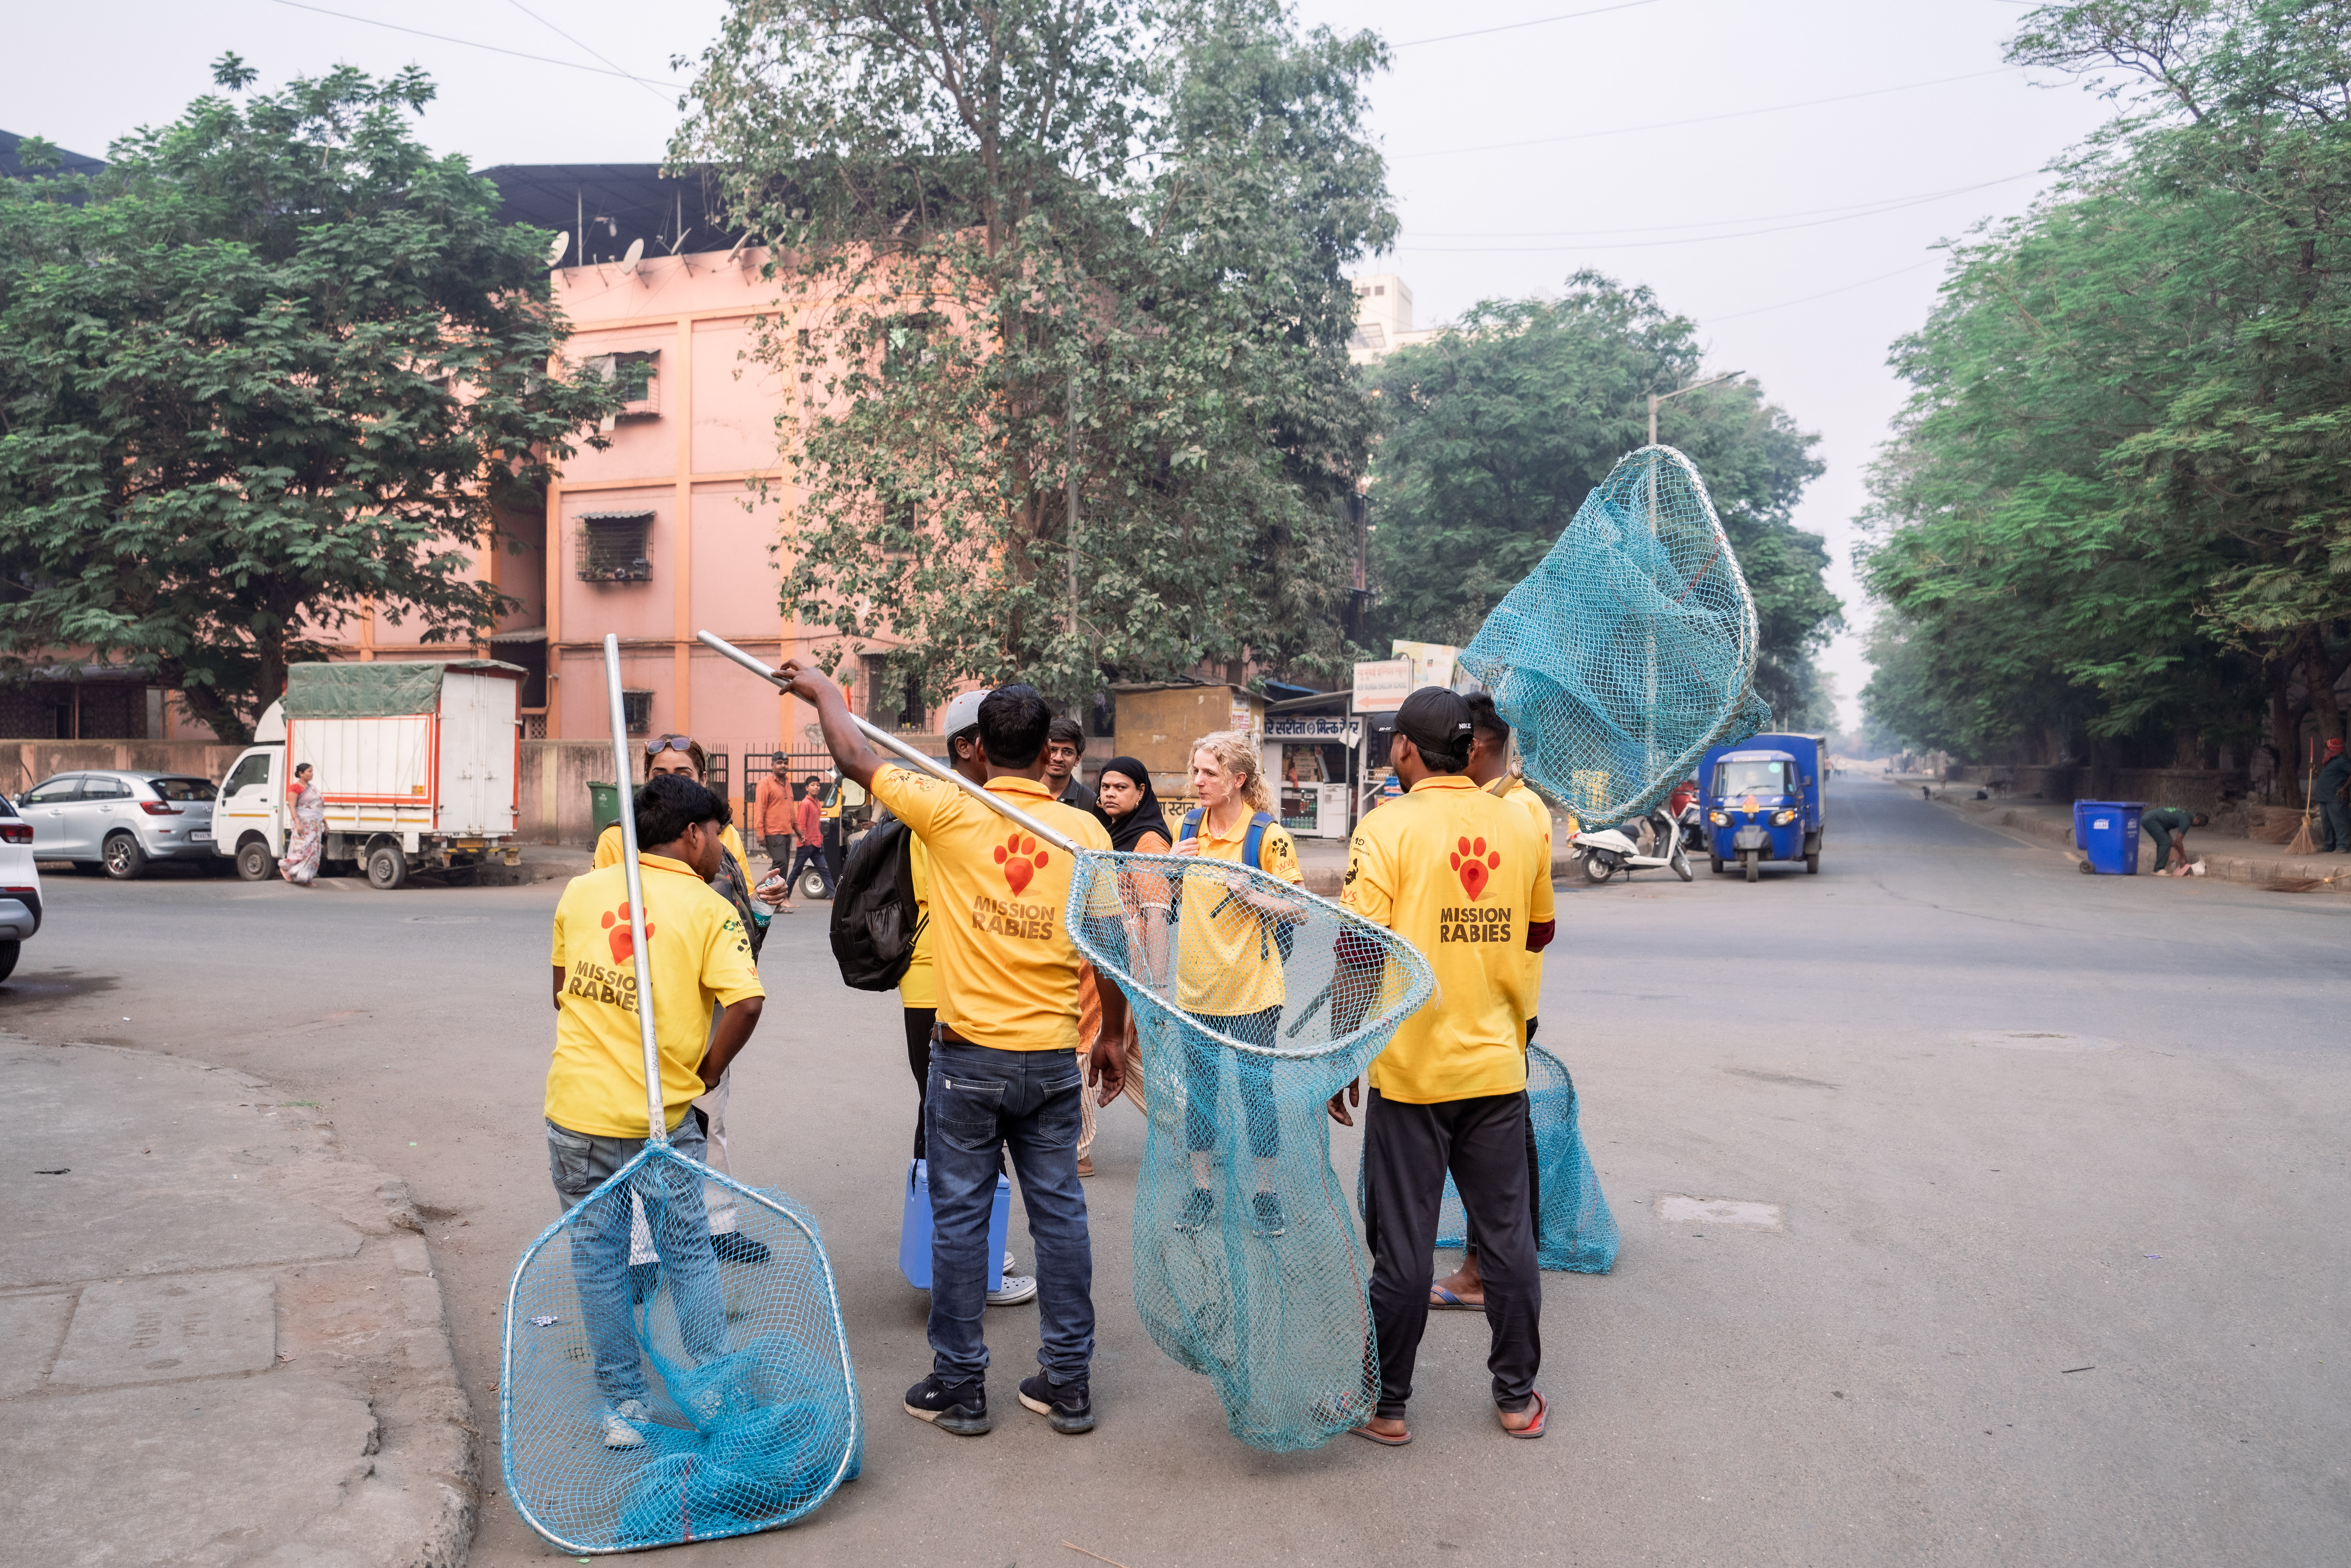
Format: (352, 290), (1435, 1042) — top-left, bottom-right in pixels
(675, 0), (1393, 704)
(1860, 0), (2351, 784)
(1365, 273), (1838, 726)
(0, 58), (620, 740)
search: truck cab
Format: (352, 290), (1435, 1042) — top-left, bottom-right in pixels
(1701, 732), (1826, 880)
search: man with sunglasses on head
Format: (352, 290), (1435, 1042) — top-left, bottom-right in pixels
(594, 734), (780, 1261)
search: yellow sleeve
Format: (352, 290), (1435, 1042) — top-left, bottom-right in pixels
(1338, 825), (1394, 929)
(549, 884), (570, 966)
(1260, 823), (1305, 885)
(1530, 847), (1556, 924)
(699, 891), (766, 1008)
(593, 823), (619, 868)
(870, 763), (952, 840)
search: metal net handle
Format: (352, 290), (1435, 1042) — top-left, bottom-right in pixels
(695, 630), (1080, 854)
(601, 634), (668, 1147)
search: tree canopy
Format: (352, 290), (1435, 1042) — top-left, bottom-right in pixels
(0, 58), (618, 740)
(1365, 273), (1839, 729)
(676, 0), (1393, 705)
(1860, 0), (2351, 787)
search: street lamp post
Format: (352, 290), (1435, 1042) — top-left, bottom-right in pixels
(1648, 369), (1743, 446)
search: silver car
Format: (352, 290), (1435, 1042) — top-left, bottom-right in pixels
(17, 770), (220, 880)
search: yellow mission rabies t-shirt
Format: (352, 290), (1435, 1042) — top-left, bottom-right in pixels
(1174, 809), (1305, 1017)
(1496, 776), (1553, 1015)
(1339, 774), (1554, 1104)
(546, 855), (765, 1137)
(869, 765), (1112, 1051)
(897, 829), (936, 1010)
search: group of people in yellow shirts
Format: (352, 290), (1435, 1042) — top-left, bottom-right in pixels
(540, 666), (1559, 1450)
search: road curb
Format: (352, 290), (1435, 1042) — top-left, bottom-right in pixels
(1938, 796), (2351, 894)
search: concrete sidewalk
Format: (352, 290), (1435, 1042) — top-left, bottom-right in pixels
(0, 1038), (475, 1568)
(1930, 790), (2351, 894)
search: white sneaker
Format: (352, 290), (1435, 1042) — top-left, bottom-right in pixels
(988, 1272), (1039, 1306)
(604, 1398), (651, 1449)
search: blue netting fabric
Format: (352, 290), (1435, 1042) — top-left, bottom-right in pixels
(502, 1146), (861, 1552)
(1434, 1043), (1618, 1273)
(1461, 444), (1771, 825)
(1068, 850), (1435, 1451)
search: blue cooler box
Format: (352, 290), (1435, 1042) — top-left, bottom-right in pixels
(899, 1159), (1010, 1290)
(2073, 800), (2145, 874)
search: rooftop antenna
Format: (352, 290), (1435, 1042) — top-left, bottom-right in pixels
(546, 231), (570, 269)
(618, 237), (645, 278)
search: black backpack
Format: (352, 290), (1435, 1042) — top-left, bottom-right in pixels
(830, 814), (926, 991)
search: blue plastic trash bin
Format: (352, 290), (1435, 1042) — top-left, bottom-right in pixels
(2073, 800), (2145, 874)
(898, 1158), (1010, 1291)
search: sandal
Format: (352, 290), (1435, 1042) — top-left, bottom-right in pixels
(1500, 1390), (1546, 1439)
(1428, 1284), (1483, 1311)
(1351, 1420), (1412, 1447)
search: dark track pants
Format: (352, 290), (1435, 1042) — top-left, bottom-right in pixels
(1362, 1088), (1541, 1420)
(905, 1007), (935, 1160)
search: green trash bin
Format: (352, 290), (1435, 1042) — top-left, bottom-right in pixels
(588, 781), (621, 840)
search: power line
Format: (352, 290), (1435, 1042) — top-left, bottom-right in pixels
(1699, 259), (1937, 324)
(264, 0), (675, 86)
(1393, 66), (2019, 161)
(1393, 171), (2038, 252)
(1394, 1), (1664, 49)
(503, 0), (672, 102)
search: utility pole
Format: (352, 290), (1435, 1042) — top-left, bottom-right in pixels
(1649, 369), (1742, 446)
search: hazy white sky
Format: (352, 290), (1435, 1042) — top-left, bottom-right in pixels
(5, 0), (2121, 726)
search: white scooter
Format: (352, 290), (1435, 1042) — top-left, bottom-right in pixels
(1571, 805), (1693, 884)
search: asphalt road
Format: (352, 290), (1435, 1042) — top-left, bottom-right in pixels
(4, 777), (2345, 1567)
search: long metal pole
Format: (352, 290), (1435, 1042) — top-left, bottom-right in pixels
(601, 634), (667, 1145)
(695, 630), (1081, 855)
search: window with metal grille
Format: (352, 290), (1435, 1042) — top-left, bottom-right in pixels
(589, 351), (659, 420)
(621, 689), (652, 735)
(579, 512), (653, 582)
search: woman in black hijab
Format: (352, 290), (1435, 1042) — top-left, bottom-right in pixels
(1096, 756), (1171, 855)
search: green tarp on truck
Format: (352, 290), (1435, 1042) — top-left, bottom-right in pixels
(282, 660), (526, 720)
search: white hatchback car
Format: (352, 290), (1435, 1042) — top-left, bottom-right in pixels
(0, 792), (43, 982)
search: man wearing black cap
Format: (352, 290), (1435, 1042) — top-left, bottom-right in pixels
(1330, 686), (1556, 1445)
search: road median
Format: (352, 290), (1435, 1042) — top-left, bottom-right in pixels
(1933, 792), (2350, 894)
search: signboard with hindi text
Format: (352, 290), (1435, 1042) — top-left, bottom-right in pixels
(1352, 658), (1412, 712)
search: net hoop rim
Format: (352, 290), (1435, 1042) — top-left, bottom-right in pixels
(1065, 854), (1435, 1063)
(499, 1143), (862, 1554)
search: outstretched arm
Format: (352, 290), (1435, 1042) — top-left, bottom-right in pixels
(774, 661), (885, 792)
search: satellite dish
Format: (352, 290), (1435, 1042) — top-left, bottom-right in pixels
(618, 237), (645, 276)
(725, 232), (751, 267)
(546, 232), (570, 268)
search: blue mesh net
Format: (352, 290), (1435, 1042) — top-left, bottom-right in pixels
(501, 1146), (861, 1552)
(1433, 1043), (1619, 1273)
(1461, 444), (1771, 825)
(1068, 849), (1435, 1451)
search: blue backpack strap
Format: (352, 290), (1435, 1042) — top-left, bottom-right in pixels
(1181, 806), (1204, 844)
(1243, 810), (1275, 871)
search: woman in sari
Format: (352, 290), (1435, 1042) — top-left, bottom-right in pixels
(1096, 757), (1172, 1125)
(280, 764), (326, 885)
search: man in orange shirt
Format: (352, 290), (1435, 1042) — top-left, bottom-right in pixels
(1330, 687), (1555, 1445)
(754, 759), (798, 913)
(774, 664), (1126, 1439)
(784, 775), (833, 898)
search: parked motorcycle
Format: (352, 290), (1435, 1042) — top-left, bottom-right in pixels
(1571, 805), (1692, 884)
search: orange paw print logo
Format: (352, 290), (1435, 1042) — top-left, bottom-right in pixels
(993, 831), (1050, 895)
(600, 903), (652, 963)
(1451, 836), (1501, 900)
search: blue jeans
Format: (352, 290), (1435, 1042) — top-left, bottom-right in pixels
(1182, 1007), (1281, 1158)
(787, 842), (835, 896)
(545, 1114), (727, 1410)
(925, 1040), (1094, 1385)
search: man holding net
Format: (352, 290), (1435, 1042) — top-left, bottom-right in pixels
(1329, 687), (1555, 1444)
(777, 664), (1127, 1438)
(545, 773), (767, 1450)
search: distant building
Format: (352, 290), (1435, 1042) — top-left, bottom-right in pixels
(1348, 272), (1446, 364)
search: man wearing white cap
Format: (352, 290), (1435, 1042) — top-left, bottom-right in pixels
(897, 690), (1037, 1305)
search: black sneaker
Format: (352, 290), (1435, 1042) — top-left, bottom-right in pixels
(1252, 1191), (1287, 1238)
(1018, 1372), (1096, 1434)
(904, 1373), (991, 1435)
(710, 1233), (771, 1265)
(1176, 1186), (1215, 1234)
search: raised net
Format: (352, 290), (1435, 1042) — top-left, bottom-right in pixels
(1460, 444), (1771, 825)
(501, 1149), (861, 1553)
(1433, 1043), (1619, 1273)
(1068, 850), (1434, 1451)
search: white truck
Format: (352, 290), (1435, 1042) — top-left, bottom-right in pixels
(213, 659), (526, 889)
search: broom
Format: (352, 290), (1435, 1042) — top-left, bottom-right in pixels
(2288, 760), (2317, 855)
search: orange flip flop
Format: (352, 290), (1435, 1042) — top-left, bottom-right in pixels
(1352, 1420), (1413, 1447)
(1501, 1390), (1546, 1439)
